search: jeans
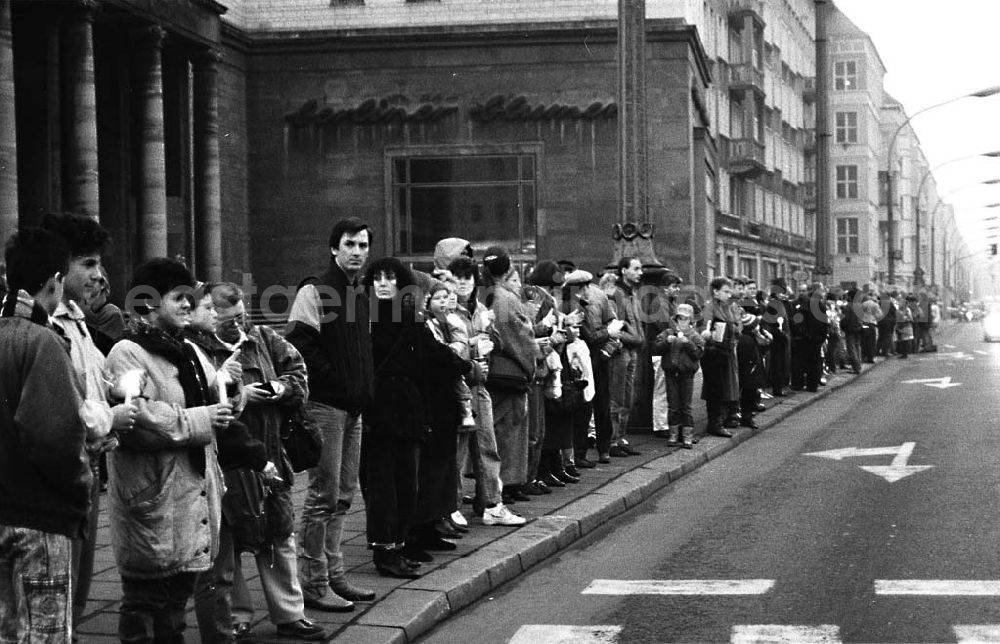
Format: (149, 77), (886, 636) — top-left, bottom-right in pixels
(0, 525), (72, 644)
(462, 384), (502, 509)
(298, 402), (361, 596)
(844, 332), (862, 372)
(232, 533), (307, 627)
(490, 389), (529, 488)
(571, 400), (594, 463)
(608, 348), (638, 446)
(71, 463), (101, 627)
(664, 372), (694, 428)
(651, 357), (670, 432)
(861, 325), (877, 362)
(119, 573), (197, 644)
(526, 383), (546, 481)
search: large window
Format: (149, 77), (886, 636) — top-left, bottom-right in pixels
(834, 60), (859, 90)
(836, 165), (858, 199)
(391, 153), (537, 258)
(837, 217), (859, 254)
(835, 111), (858, 143)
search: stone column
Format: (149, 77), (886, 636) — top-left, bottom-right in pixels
(134, 26), (167, 261)
(193, 49), (222, 282)
(62, 0), (99, 217)
(0, 0), (18, 244)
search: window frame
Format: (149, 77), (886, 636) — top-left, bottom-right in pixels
(835, 165), (859, 199)
(835, 111), (858, 144)
(836, 217), (860, 255)
(834, 60), (859, 91)
(384, 144), (542, 266)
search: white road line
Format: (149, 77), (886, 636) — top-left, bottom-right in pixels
(954, 625), (1000, 643)
(876, 580), (1000, 595)
(974, 350), (990, 356)
(508, 625), (622, 644)
(582, 579), (775, 595)
(731, 625), (842, 643)
(944, 344), (956, 348)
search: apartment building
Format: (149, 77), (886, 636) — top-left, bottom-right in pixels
(703, 0), (817, 287)
(825, 3), (885, 290)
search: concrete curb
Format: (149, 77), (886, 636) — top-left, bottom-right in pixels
(335, 351), (896, 643)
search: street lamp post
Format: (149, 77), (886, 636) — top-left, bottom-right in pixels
(884, 86), (1000, 285)
(913, 152), (1000, 286)
(928, 179), (1000, 285)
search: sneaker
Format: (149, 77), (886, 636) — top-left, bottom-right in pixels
(276, 619), (326, 641)
(482, 503), (527, 526)
(450, 510), (469, 527)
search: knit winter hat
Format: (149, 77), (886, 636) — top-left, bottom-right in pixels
(527, 260), (565, 287)
(674, 303), (694, 319)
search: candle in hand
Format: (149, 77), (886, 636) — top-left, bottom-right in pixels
(120, 369), (144, 406)
(217, 369), (230, 406)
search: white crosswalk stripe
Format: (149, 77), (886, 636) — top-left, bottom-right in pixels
(731, 625), (842, 643)
(582, 579), (775, 595)
(875, 580), (1000, 595)
(508, 625), (622, 644)
(954, 624), (1000, 643)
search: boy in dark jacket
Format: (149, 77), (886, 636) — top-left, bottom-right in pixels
(0, 229), (91, 642)
(652, 303), (704, 448)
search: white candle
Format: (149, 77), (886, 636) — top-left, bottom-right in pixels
(119, 369), (143, 406)
(217, 369), (230, 406)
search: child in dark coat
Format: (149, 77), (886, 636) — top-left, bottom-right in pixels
(737, 312), (772, 430)
(652, 303), (704, 448)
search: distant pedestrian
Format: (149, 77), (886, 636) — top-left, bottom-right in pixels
(607, 257), (644, 457)
(700, 277), (740, 438)
(652, 303), (704, 447)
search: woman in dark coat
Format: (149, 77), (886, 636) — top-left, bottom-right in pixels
(362, 257), (470, 577)
(699, 276), (741, 438)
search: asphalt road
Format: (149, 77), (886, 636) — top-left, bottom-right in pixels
(419, 323), (1000, 643)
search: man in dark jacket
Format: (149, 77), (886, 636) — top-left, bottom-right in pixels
(0, 229), (91, 642)
(840, 289), (863, 374)
(789, 282), (829, 392)
(762, 279), (792, 397)
(286, 218), (375, 611)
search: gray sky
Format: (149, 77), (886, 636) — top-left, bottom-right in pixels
(833, 0), (1000, 243)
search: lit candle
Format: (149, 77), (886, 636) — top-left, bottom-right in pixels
(119, 369), (144, 406)
(217, 369), (230, 406)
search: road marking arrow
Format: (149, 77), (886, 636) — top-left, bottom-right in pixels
(804, 442), (933, 482)
(901, 376), (961, 389)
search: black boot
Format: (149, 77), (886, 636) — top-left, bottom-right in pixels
(374, 548), (420, 579)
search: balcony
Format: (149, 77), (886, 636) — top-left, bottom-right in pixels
(727, 62), (765, 98)
(790, 234), (815, 253)
(723, 136), (766, 177)
(802, 77), (815, 104)
(716, 211), (743, 234)
(728, 0), (765, 28)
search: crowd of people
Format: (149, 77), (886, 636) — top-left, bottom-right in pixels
(0, 213), (943, 643)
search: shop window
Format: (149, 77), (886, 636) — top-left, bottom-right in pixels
(391, 153), (537, 259)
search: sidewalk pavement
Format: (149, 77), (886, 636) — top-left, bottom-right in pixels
(76, 352), (899, 643)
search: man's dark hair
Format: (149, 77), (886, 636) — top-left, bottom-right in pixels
(710, 276), (732, 292)
(328, 217), (371, 249)
(617, 256), (638, 274)
(447, 256), (478, 280)
(40, 212), (111, 258)
(4, 228), (70, 296)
